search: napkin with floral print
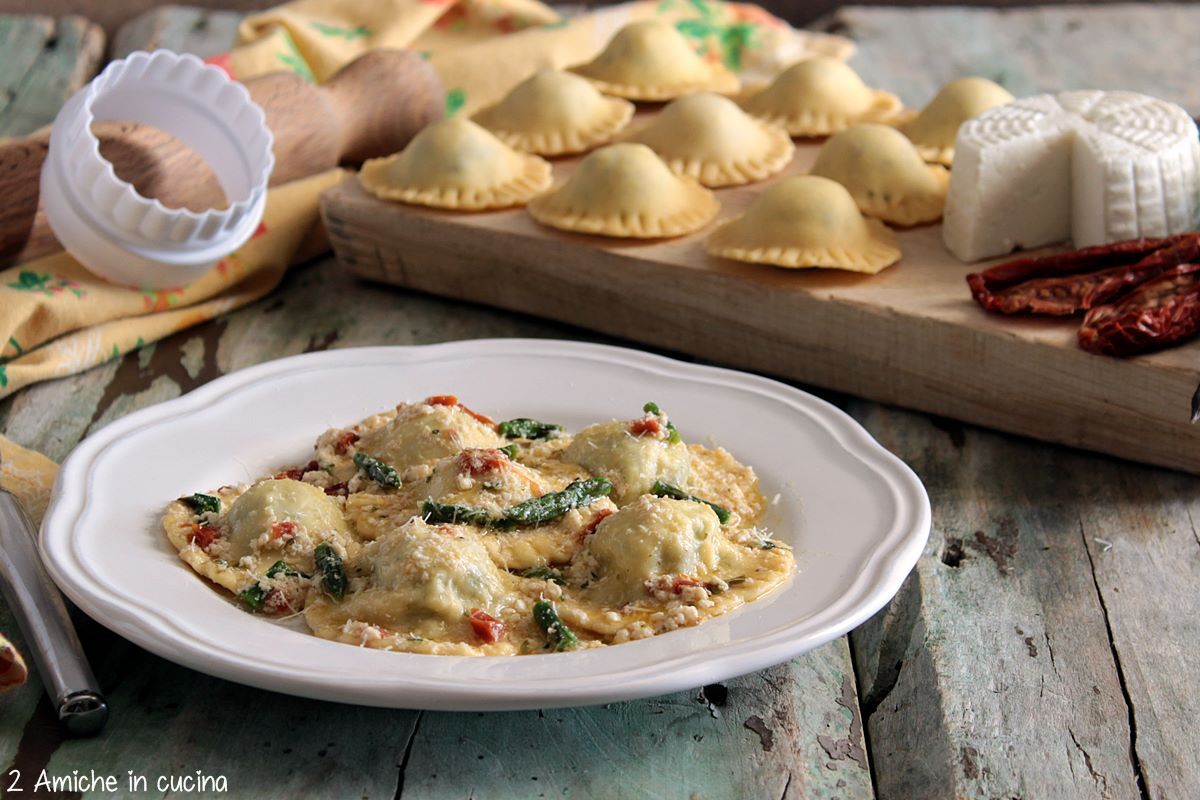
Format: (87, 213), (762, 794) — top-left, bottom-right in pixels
(218, 0), (851, 117)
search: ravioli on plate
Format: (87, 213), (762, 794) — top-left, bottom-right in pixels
(163, 396), (794, 655)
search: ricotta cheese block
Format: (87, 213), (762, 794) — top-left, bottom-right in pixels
(943, 90), (1200, 262)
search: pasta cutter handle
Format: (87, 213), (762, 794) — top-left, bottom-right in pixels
(0, 489), (107, 736)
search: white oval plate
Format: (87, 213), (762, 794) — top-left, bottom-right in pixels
(42, 340), (929, 710)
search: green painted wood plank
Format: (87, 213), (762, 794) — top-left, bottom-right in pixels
(831, 5), (1200, 114)
(0, 15), (103, 138)
(399, 643), (870, 799)
(37, 643), (420, 799)
(845, 406), (1144, 799)
(1073, 463), (1200, 797)
(0, 16), (54, 123)
(111, 6), (242, 61)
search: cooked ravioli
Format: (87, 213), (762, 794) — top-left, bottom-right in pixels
(899, 77), (1014, 165)
(527, 143), (719, 238)
(744, 57), (902, 137)
(164, 396), (794, 655)
(358, 118), (552, 210)
(575, 496), (737, 605)
(564, 409), (690, 504)
(355, 397), (503, 476)
(706, 175), (902, 273)
(810, 124), (950, 226)
(569, 20), (739, 101)
(472, 70), (634, 156)
(623, 92), (794, 187)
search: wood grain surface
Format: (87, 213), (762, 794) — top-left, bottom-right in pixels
(1, 5), (1199, 800)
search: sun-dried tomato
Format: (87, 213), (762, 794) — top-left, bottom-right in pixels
(270, 521), (299, 541)
(628, 417), (663, 437)
(275, 460), (318, 481)
(1078, 263), (1200, 356)
(577, 508), (614, 541)
(424, 394), (497, 428)
(967, 234), (1200, 315)
(467, 609), (504, 643)
(324, 482), (349, 497)
(188, 524), (221, 549)
(671, 576), (702, 593)
(333, 431), (359, 455)
(263, 589), (292, 615)
(457, 449), (506, 476)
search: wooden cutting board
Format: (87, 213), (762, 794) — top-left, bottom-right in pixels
(319, 139), (1200, 475)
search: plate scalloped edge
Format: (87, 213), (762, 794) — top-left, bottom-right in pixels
(41, 339), (931, 710)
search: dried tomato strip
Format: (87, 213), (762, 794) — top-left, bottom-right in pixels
(467, 609), (504, 643)
(967, 235), (1200, 315)
(424, 395), (497, 428)
(1078, 263), (1200, 356)
(628, 417), (663, 437)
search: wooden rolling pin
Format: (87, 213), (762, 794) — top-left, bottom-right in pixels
(0, 49), (443, 268)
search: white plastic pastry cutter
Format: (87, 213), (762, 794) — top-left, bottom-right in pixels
(40, 50), (275, 288)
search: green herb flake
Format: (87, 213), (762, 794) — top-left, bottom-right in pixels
(266, 560), (306, 579)
(497, 418), (564, 440)
(183, 493), (220, 515)
(239, 584), (267, 610)
(353, 452), (401, 488)
(760, 540), (777, 550)
(499, 444), (519, 460)
(533, 599), (579, 652)
(519, 566), (566, 585)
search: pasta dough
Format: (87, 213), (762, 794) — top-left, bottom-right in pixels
(623, 92), (794, 187)
(810, 124), (950, 226)
(358, 118), (552, 210)
(706, 175), (902, 273)
(528, 143), (719, 238)
(569, 20), (740, 101)
(743, 57), (902, 137)
(899, 77), (1014, 165)
(472, 70), (634, 157)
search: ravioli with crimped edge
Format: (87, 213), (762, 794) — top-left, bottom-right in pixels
(163, 396), (794, 655)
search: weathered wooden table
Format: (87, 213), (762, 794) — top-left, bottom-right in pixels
(2, 4), (1199, 798)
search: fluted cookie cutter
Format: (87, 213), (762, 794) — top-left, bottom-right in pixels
(40, 50), (274, 289)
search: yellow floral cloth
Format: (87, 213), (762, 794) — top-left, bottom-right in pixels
(0, 0), (849, 689)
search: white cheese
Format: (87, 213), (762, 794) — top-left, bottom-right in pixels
(943, 90), (1200, 262)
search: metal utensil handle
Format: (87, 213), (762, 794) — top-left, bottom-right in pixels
(0, 490), (107, 735)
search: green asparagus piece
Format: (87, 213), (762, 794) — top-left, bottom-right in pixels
(499, 444), (519, 460)
(642, 402), (682, 444)
(183, 493), (220, 514)
(314, 542), (346, 600)
(501, 478), (612, 528)
(519, 566), (566, 585)
(239, 584), (267, 610)
(353, 452), (401, 488)
(650, 480), (731, 524)
(533, 599), (579, 651)
(498, 418), (563, 440)
(421, 478), (612, 531)
(421, 500), (497, 527)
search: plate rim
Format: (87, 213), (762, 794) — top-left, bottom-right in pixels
(41, 339), (931, 710)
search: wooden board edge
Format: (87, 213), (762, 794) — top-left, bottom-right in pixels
(321, 179), (1200, 475)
